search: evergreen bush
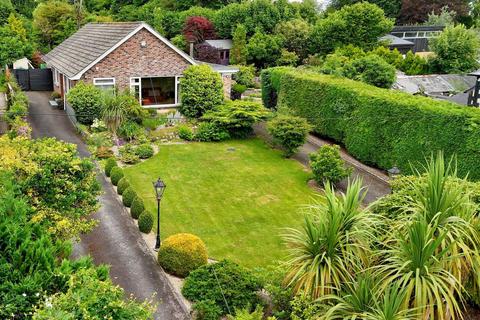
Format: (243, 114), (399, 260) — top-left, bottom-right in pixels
(110, 167), (124, 186)
(158, 233), (208, 277)
(268, 115), (311, 157)
(130, 196), (145, 219)
(104, 158), (117, 177)
(122, 187), (137, 208)
(138, 211), (154, 233)
(117, 177), (130, 195)
(177, 125), (194, 141)
(182, 260), (261, 316)
(260, 67), (294, 109)
(135, 144), (154, 159)
(66, 81), (103, 125)
(309, 144), (352, 185)
(275, 70), (480, 179)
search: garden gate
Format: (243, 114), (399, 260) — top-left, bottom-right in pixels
(13, 69), (53, 91)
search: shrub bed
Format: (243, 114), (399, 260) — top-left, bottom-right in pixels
(158, 233), (208, 277)
(276, 70), (480, 179)
(110, 167), (124, 186)
(135, 144), (154, 159)
(122, 187), (137, 208)
(138, 211), (153, 233)
(130, 196), (145, 219)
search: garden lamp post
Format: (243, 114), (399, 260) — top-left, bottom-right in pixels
(388, 166), (401, 179)
(153, 178), (166, 251)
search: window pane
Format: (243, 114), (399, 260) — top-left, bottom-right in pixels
(141, 77), (175, 106)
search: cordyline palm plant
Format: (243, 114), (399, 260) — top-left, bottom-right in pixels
(102, 92), (129, 145)
(376, 219), (464, 320)
(317, 275), (418, 320)
(405, 152), (480, 284)
(283, 179), (376, 299)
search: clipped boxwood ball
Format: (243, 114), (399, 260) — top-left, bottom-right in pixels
(117, 177), (130, 195)
(122, 187), (137, 207)
(138, 211), (153, 233)
(110, 167), (124, 186)
(105, 157), (117, 177)
(158, 233), (208, 278)
(130, 196), (145, 219)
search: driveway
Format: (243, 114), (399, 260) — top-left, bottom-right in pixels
(27, 92), (189, 320)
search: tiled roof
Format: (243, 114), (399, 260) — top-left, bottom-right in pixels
(204, 39), (233, 50)
(43, 22), (143, 78)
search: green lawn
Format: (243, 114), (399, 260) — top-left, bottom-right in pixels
(124, 138), (320, 267)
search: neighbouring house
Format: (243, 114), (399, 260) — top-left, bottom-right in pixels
(196, 39), (233, 65)
(393, 73), (477, 106)
(379, 35), (414, 54)
(43, 22), (238, 111)
(389, 25), (445, 53)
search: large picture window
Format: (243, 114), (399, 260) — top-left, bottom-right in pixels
(130, 76), (179, 107)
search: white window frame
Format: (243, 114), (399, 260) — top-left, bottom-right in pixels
(130, 76), (181, 109)
(53, 69), (59, 86)
(93, 77), (116, 92)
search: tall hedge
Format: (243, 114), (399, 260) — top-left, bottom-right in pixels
(260, 66), (294, 109)
(276, 70), (480, 179)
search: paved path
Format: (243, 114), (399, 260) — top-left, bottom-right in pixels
(254, 123), (391, 204)
(27, 91), (189, 320)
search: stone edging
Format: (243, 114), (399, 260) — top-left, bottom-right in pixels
(99, 163), (192, 318)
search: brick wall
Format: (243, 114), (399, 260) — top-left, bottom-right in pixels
(82, 28), (192, 90)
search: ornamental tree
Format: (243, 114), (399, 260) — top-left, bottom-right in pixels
(398, 0), (468, 24)
(329, 0), (401, 18)
(429, 24), (480, 73)
(183, 16), (217, 44)
(180, 65), (224, 118)
(309, 2), (394, 56)
(230, 24), (247, 65)
(33, 0), (77, 48)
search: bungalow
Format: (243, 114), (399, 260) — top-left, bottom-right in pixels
(43, 22), (238, 110)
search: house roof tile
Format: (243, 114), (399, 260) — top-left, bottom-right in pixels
(43, 22), (143, 78)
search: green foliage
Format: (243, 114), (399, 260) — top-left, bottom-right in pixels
(0, 0), (14, 24)
(267, 114), (311, 157)
(246, 30), (283, 68)
(135, 143), (154, 159)
(232, 83), (247, 96)
(276, 70), (480, 179)
(105, 157), (118, 177)
(32, 268), (153, 319)
(329, 0), (401, 18)
(309, 2), (394, 56)
(67, 81), (103, 125)
(275, 18), (312, 61)
(260, 66), (294, 109)
(95, 146), (114, 159)
(202, 100), (269, 138)
(399, 51), (429, 75)
(230, 24), (248, 65)
(0, 137), (100, 240)
(110, 166), (124, 186)
(118, 120), (144, 141)
(277, 49), (299, 67)
(227, 306), (264, 320)
(117, 177), (130, 196)
(33, 0), (77, 48)
(122, 187), (137, 208)
(193, 299), (223, 320)
(233, 65), (255, 87)
(195, 122), (230, 141)
(343, 53), (396, 88)
(309, 144), (352, 185)
(138, 211), (154, 233)
(182, 260), (262, 316)
(120, 149), (140, 165)
(370, 46), (403, 68)
(171, 34), (187, 51)
(429, 24), (480, 73)
(290, 295), (322, 320)
(283, 179), (373, 299)
(130, 196), (145, 219)
(180, 65), (224, 118)
(177, 124), (195, 141)
(0, 18), (33, 67)
(158, 233), (208, 277)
